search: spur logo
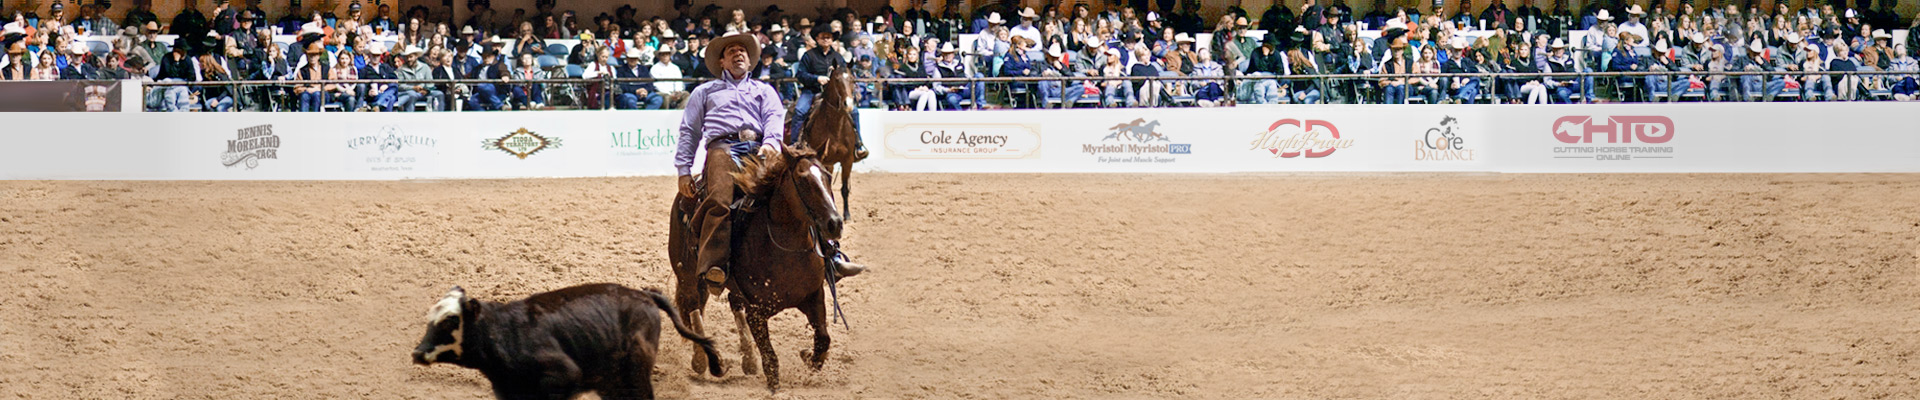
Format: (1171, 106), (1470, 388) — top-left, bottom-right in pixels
(1250, 119), (1352, 158)
(1550, 116), (1677, 161)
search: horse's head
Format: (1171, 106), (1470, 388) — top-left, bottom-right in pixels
(826, 66), (856, 109)
(732, 144), (843, 240)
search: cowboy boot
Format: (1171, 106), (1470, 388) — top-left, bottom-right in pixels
(828, 242), (865, 279)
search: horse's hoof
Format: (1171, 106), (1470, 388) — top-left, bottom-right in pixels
(742, 360), (760, 375)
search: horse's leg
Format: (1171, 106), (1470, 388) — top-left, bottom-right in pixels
(839, 161), (853, 221)
(798, 291), (831, 370)
(745, 310), (781, 393)
(730, 298), (761, 376)
(676, 277), (709, 375)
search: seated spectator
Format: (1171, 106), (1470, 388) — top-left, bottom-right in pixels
(198, 43), (237, 111)
(31, 49), (58, 80)
(466, 47), (508, 111)
(1098, 47), (1133, 106)
(508, 52), (546, 110)
(1190, 48), (1227, 106)
(1000, 36), (1038, 107)
(852, 54), (881, 107)
(361, 44), (399, 111)
(649, 46), (688, 108)
(293, 44), (332, 111)
(1127, 47), (1162, 106)
(58, 41), (98, 80)
(578, 47), (614, 109)
(328, 50), (361, 110)
(614, 52), (660, 109)
(1409, 45), (1441, 102)
(392, 46), (438, 111)
(1888, 43), (1917, 100)
(1447, 39), (1488, 103)
(1377, 28), (1411, 104)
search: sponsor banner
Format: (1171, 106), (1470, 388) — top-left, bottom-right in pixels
(4, 104), (1920, 180)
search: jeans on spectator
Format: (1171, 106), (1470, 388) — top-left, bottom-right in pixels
(1892, 78), (1919, 96)
(617, 92), (664, 110)
(1646, 75), (1683, 101)
(1038, 80), (1062, 106)
(511, 85), (547, 109)
(1802, 76), (1832, 101)
(1739, 75), (1763, 100)
(204, 95), (233, 112)
(370, 86), (398, 111)
(300, 91), (324, 112)
(1553, 81), (1583, 103)
(1292, 88), (1321, 104)
(469, 83), (503, 111)
(163, 80), (195, 112)
(1194, 82), (1224, 103)
(1381, 83), (1406, 104)
(1102, 81), (1134, 107)
(393, 89), (428, 111)
(1454, 78), (1482, 103)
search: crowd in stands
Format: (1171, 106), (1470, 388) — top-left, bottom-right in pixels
(1, 0), (1916, 112)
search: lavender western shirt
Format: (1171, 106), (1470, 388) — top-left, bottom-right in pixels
(676, 70), (786, 176)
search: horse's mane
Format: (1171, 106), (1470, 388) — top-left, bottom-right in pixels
(730, 144), (819, 204)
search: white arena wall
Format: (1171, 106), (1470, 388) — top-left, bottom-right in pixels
(3, 103), (1917, 180)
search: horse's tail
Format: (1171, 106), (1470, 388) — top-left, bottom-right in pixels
(647, 289), (725, 377)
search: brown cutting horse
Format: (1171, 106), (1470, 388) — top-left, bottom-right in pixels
(795, 65), (867, 221)
(668, 144), (843, 393)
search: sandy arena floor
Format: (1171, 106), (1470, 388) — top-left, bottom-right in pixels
(1, 174), (1917, 399)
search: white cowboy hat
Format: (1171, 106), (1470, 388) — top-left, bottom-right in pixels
(1550, 38), (1567, 49)
(1175, 33), (1194, 43)
(301, 21), (324, 35)
(460, 25), (476, 35)
(939, 42), (957, 53)
(659, 29), (677, 39)
(1653, 38), (1670, 53)
(1383, 18), (1403, 30)
(986, 12), (1005, 24)
(703, 32), (761, 77)
(1784, 31), (1802, 43)
(1749, 38), (1764, 53)
(1451, 36), (1469, 49)
(622, 51), (642, 59)
(1690, 32), (1707, 44)
(1, 22), (24, 35)
(68, 40), (88, 54)
(1046, 42), (1063, 57)
(1872, 30), (1892, 40)
(1020, 7), (1038, 19)
(1596, 9), (1613, 21)
(367, 42), (387, 54)
(768, 24), (785, 33)
(1626, 4), (1645, 15)
(403, 45), (425, 55)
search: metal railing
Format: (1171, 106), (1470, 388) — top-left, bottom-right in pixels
(132, 69), (1920, 111)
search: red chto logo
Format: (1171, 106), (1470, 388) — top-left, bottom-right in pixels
(1552, 116), (1675, 144)
(1250, 119), (1353, 158)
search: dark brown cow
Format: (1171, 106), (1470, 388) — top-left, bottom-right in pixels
(411, 283), (723, 400)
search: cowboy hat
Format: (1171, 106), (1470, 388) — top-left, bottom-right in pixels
(367, 42), (387, 54)
(1784, 31), (1802, 43)
(1551, 38), (1567, 49)
(461, 25), (476, 35)
(1596, 9), (1613, 21)
(68, 40), (88, 55)
(1626, 4), (1644, 15)
(1872, 30), (1891, 40)
(1451, 36), (1469, 49)
(1653, 38), (1670, 53)
(1690, 32), (1706, 44)
(1175, 33), (1194, 43)
(1020, 7), (1038, 19)
(986, 12), (1004, 24)
(659, 29), (677, 39)
(938, 42), (956, 53)
(1749, 38), (1765, 53)
(1046, 42), (1063, 57)
(623, 51), (642, 59)
(403, 45), (425, 55)
(703, 31), (761, 77)
(768, 24), (785, 33)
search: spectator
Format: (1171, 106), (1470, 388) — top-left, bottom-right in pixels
(615, 52), (661, 109)
(1889, 42), (1916, 100)
(466, 47), (506, 111)
(393, 46), (436, 111)
(155, 38), (200, 111)
(650, 46), (687, 107)
(899, 48), (938, 110)
(427, 48), (460, 110)
(58, 40), (98, 80)
(30, 50), (57, 80)
(328, 50), (361, 111)
(759, 47), (795, 100)
(1128, 46), (1161, 106)
(1409, 45), (1441, 103)
(1448, 39), (1487, 103)
(1191, 48), (1227, 106)
(1378, 27), (1410, 104)
(1098, 47), (1133, 107)
(362, 44), (399, 111)
(579, 47), (614, 109)
(509, 52), (546, 110)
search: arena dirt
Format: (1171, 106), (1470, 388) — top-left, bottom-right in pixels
(1, 174), (1917, 399)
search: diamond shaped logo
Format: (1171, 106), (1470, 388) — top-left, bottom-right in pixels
(483, 128), (563, 159)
